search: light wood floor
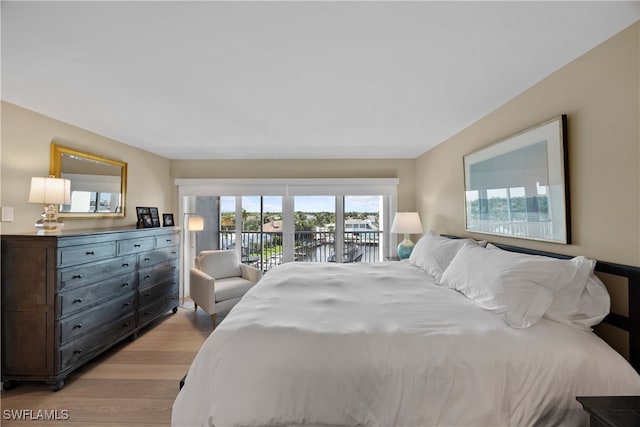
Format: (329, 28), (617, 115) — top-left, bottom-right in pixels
(1, 303), (213, 426)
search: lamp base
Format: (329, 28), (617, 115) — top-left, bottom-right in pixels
(397, 236), (415, 260)
(35, 204), (64, 233)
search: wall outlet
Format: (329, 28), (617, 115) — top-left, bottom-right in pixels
(2, 207), (14, 222)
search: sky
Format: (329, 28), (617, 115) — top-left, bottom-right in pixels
(220, 196), (382, 214)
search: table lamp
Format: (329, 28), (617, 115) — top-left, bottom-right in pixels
(391, 212), (423, 259)
(28, 176), (71, 232)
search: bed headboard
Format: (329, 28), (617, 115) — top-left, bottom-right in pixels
(442, 236), (640, 373)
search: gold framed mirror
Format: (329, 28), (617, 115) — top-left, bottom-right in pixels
(50, 143), (127, 218)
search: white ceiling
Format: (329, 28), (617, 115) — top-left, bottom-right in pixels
(2, 1), (638, 160)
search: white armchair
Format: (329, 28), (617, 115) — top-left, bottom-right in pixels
(190, 250), (261, 328)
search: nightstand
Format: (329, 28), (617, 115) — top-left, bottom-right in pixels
(576, 396), (640, 427)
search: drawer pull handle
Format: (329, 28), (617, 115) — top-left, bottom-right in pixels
(122, 283), (130, 287)
(144, 311), (151, 316)
(171, 297), (177, 301)
(145, 292), (152, 297)
(122, 263), (130, 267)
(134, 244), (141, 247)
(73, 324), (83, 330)
(122, 322), (130, 328)
(171, 252), (177, 255)
(73, 299), (83, 304)
(73, 349), (83, 355)
(166, 239), (172, 242)
(144, 257), (151, 261)
(144, 275), (151, 280)
(123, 302), (130, 307)
(72, 274), (83, 279)
(86, 251), (95, 255)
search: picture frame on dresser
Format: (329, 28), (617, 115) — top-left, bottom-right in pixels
(149, 207), (160, 227)
(163, 213), (174, 227)
(141, 213), (154, 228)
(136, 206), (149, 228)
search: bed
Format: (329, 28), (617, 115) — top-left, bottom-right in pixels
(172, 233), (640, 427)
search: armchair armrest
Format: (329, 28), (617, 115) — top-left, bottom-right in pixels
(240, 264), (262, 284)
(190, 268), (216, 314)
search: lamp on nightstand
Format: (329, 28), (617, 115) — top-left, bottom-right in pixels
(391, 212), (423, 259)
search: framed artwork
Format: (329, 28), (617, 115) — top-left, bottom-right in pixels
(163, 213), (174, 227)
(463, 115), (570, 244)
(149, 207), (160, 227)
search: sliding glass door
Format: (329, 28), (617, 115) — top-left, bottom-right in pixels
(293, 196), (335, 263)
(182, 179), (398, 272)
(239, 196), (284, 271)
(210, 195), (387, 270)
(344, 196), (383, 263)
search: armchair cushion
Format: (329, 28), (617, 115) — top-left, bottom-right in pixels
(215, 277), (256, 302)
(197, 250), (242, 279)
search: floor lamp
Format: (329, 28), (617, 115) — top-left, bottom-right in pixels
(182, 213), (204, 305)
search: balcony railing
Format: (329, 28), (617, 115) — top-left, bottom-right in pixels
(219, 230), (381, 271)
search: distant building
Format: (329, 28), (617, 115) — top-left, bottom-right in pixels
(345, 218), (377, 231)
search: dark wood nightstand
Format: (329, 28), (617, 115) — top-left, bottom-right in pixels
(576, 396), (640, 427)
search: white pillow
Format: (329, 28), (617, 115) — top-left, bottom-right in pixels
(545, 257), (610, 329)
(408, 231), (478, 282)
(485, 244), (610, 329)
(439, 244), (585, 328)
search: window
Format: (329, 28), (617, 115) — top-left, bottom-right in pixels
(294, 196), (335, 263)
(344, 196), (383, 263)
(177, 178), (399, 272)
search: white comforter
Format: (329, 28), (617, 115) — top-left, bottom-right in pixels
(173, 261), (640, 427)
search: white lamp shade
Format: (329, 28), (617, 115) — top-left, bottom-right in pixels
(391, 212), (423, 234)
(187, 215), (204, 231)
(28, 177), (71, 205)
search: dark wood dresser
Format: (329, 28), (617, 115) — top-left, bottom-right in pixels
(1, 227), (180, 391)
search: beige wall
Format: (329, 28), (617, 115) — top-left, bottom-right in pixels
(171, 159), (416, 212)
(415, 22), (639, 266)
(0, 102), (174, 234)
(0, 102), (414, 235)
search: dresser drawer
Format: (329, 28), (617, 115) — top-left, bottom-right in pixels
(59, 292), (136, 344)
(58, 272), (137, 319)
(58, 242), (117, 267)
(117, 237), (155, 256)
(155, 233), (180, 248)
(138, 261), (178, 290)
(138, 297), (178, 327)
(59, 255), (137, 291)
(138, 279), (179, 308)
(59, 313), (136, 372)
(139, 247), (179, 269)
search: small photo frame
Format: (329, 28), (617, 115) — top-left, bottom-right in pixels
(149, 207), (160, 227)
(141, 213), (154, 228)
(136, 207), (150, 228)
(163, 213), (174, 227)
